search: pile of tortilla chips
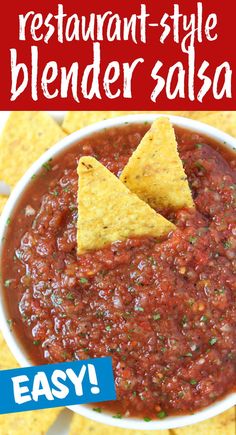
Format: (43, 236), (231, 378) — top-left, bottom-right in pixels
(0, 111), (235, 434)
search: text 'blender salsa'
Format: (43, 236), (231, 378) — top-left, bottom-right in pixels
(2, 123), (236, 419)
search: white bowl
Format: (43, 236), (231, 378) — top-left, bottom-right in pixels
(0, 114), (235, 430)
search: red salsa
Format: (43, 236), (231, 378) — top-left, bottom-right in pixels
(1, 123), (236, 419)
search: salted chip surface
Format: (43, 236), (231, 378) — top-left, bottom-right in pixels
(120, 117), (194, 212)
(0, 111), (66, 189)
(77, 157), (175, 254)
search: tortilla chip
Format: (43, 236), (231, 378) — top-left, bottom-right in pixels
(62, 111), (193, 134)
(0, 332), (62, 434)
(174, 407), (235, 435)
(0, 332), (20, 370)
(63, 111), (122, 133)
(0, 408), (62, 435)
(192, 111), (236, 138)
(77, 157), (175, 254)
(62, 111), (236, 139)
(69, 413), (170, 435)
(0, 111), (66, 189)
(120, 117), (194, 212)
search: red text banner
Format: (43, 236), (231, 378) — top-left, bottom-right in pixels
(0, 0), (235, 109)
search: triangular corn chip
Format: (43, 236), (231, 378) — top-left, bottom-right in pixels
(0, 111), (66, 189)
(120, 117), (194, 212)
(77, 157), (175, 254)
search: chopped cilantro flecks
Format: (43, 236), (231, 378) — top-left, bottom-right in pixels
(66, 292), (74, 300)
(51, 190), (59, 196)
(148, 256), (157, 266)
(195, 161), (205, 172)
(209, 337), (218, 346)
(105, 325), (111, 331)
(93, 407), (102, 413)
(200, 315), (208, 323)
(195, 143), (203, 149)
(79, 277), (88, 284)
(189, 236), (197, 244)
(157, 411), (167, 419)
(4, 279), (12, 288)
(33, 340), (41, 345)
(61, 351), (68, 359)
(188, 298), (195, 307)
(6, 218), (11, 225)
(182, 315), (188, 326)
(96, 310), (105, 318)
(112, 413), (122, 419)
(135, 306), (144, 312)
(214, 288), (225, 295)
(189, 379), (198, 385)
(7, 319), (13, 330)
(69, 204), (77, 211)
(42, 160), (52, 171)
(144, 417), (152, 422)
(223, 240), (232, 249)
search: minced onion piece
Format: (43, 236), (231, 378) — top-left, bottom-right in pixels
(25, 205), (36, 216)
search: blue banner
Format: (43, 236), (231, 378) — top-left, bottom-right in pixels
(0, 357), (116, 414)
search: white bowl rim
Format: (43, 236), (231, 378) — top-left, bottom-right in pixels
(0, 113), (235, 430)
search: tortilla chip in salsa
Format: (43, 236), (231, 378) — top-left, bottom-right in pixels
(120, 117), (194, 212)
(77, 157), (175, 254)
